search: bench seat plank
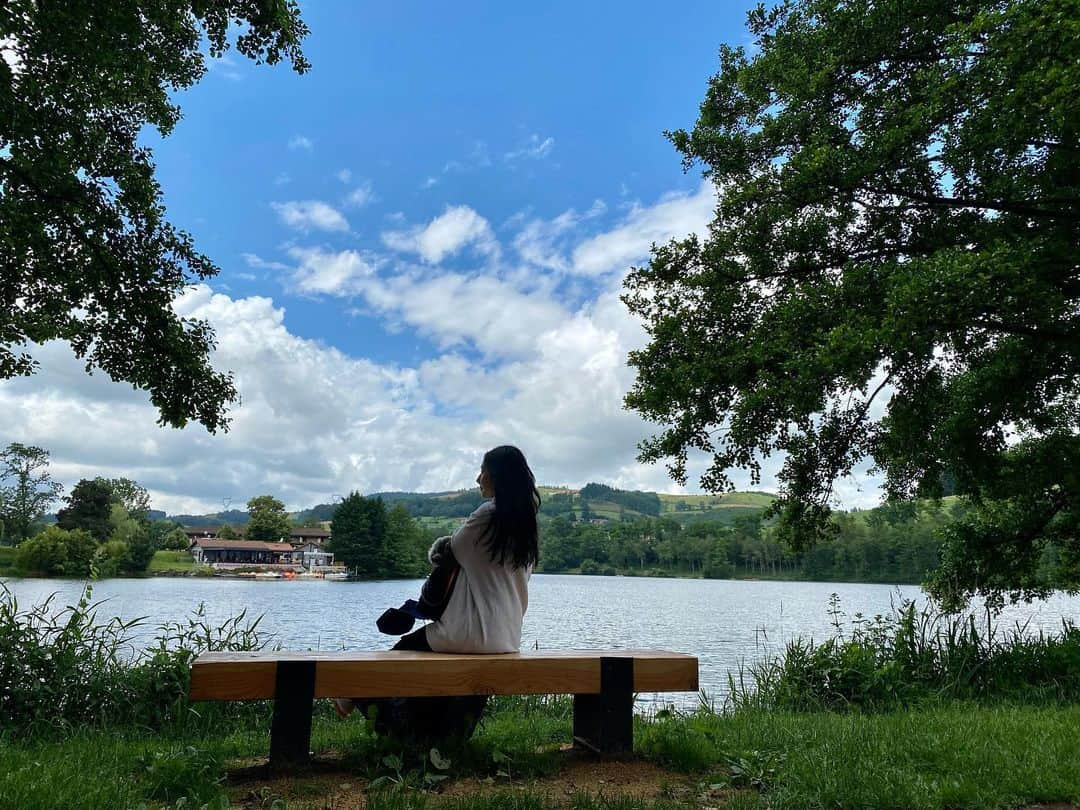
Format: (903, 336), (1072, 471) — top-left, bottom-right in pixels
(190, 649), (698, 701)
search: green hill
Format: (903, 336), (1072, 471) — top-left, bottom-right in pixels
(160, 484), (777, 529)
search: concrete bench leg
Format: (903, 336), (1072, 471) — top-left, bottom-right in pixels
(573, 657), (634, 755)
(269, 661), (316, 769)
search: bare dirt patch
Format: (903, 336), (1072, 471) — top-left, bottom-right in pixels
(225, 749), (728, 808)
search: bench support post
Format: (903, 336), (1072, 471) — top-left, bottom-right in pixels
(269, 661), (316, 770)
(573, 656), (633, 755)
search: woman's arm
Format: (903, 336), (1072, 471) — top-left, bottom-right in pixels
(428, 535), (454, 567)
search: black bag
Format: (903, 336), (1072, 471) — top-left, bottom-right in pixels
(376, 542), (460, 635)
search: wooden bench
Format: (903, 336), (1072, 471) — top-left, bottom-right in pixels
(189, 649), (699, 768)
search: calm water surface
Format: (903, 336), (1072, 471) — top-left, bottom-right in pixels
(5, 574), (1079, 705)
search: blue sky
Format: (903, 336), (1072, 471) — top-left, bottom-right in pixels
(2, 2), (886, 514)
(155, 1), (752, 365)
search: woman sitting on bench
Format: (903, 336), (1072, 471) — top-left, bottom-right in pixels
(335, 444), (541, 740)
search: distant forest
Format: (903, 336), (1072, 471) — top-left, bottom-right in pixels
(148, 484), (1070, 588)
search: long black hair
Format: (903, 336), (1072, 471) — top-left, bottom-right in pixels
(481, 445), (540, 569)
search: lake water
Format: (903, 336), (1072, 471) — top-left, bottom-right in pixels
(4, 574), (1079, 707)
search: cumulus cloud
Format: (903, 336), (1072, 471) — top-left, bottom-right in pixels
(571, 182), (716, 276)
(382, 206), (499, 264)
(287, 246), (376, 296)
(512, 199), (607, 272)
(272, 200), (349, 232)
(288, 134), (313, 151)
(0, 180), (886, 513)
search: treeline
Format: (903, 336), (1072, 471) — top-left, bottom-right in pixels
(374, 490), (486, 519)
(536, 500), (980, 584)
(8, 474), (178, 577)
(328, 492), (436, 578)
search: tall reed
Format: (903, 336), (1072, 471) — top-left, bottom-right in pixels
(0, 582), (268, 736)
(729, 595), (1080, 711)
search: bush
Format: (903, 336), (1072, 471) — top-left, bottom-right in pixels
(122, 531), (157, 573)
(161, 527), (191, 551)
(0, 582), (268, 735)
(579, 559), (600, 575)
(16, 526), (96, 577)
(733, 595), (1080, 712)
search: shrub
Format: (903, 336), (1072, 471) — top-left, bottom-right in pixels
(16, 526), (96, 577)
(161, 527), (191, 551)
(733, 596), (1080, 712)
(0, 582), (268, 735)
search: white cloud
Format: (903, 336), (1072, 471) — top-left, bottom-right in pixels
(511, 199), (607, 272)
(382, 206), (499, 264)
(0, 180), (887, 513)
(421, 176), (439, 189)
(207, 53), (242, 81)
(242, 252), (290, 272)
(1, 37), (22, 77)
(288, 134), (314, 151)
(344, 181), (375, 208)
(287, 246), (376, 296)
(273, 172), (292, 186)
(505, 134), (555, 162)
(571, 182), (716, 276)
(336, 169), (352, 183)
(272, 200), (349, 232)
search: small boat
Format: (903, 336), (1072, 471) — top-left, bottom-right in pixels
(254, 571), (282, 579)
(323, 571), (348, 581)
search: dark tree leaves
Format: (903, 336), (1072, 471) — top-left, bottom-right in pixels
(623, 0), (1079, 607)
(0, 1), (309, 431)
(57, 478), (114, 542)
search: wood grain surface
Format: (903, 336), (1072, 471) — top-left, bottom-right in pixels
(189, 649), (698, 701)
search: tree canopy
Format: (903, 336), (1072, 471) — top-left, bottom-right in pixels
(0, 1), (309, 431)
(96, 477), (152, 522)
(0, 442), (62, 542)
(330, 493), (388, 577)
(623, 0), (1078, 607)
(245, 495), (290, 542)
(56, 478), (114, 542)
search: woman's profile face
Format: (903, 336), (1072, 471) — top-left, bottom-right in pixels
(476, 466), (494, 498)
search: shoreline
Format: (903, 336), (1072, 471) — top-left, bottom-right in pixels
(0, 568), (927, 587)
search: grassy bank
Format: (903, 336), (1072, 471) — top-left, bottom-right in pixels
(2, 700), (1079, 809)
(3, 585), (1079, 808)
(148, 548), (201, 573)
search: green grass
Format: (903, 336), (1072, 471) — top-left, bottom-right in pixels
(639, 703), (1080, 809)
(2, 701), (1079, 809)
(656, 491), (775, 511)
(148, 549), (199, 572)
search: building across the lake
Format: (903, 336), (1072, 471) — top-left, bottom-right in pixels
(190, 538), (297, 566)
(181, 525), (331, 545)
(183, 523), (338, 573)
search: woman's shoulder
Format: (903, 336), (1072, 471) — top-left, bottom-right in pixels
(470, 499), (495, 518)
